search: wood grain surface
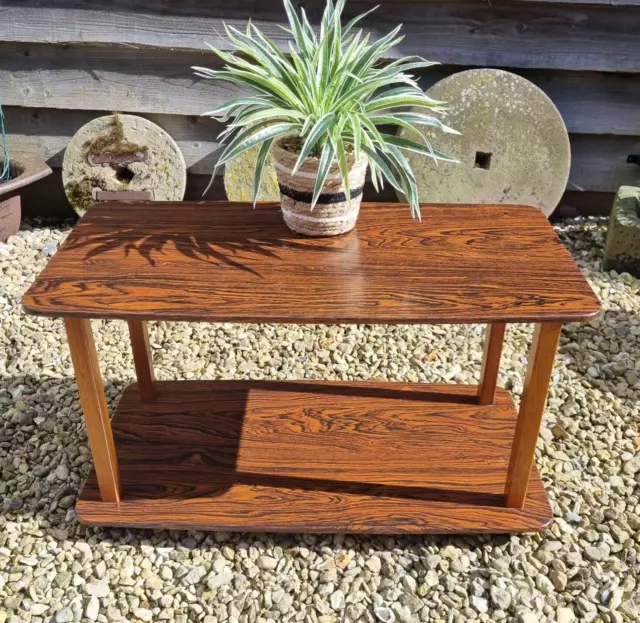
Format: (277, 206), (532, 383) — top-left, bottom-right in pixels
(3, 106), (223, 176)
(4, 1), (640, 72)
(23, 202), (601, 324)
(6, 106), (640, 193)
(76, 380), (553, 533)
(505, 323), (563, 507)
(127, 320), (156, 402)
(4, 50), (640, 136)
(567, 134), (640, 192)
(64, 317), (121, 503)
(478, 323), (506, 406)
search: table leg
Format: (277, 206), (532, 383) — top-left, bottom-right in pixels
(127, 320), (156, 401)
(505, 322), (562, 508)
(478, 323), (506, 405)
(64, 317), (121, 503)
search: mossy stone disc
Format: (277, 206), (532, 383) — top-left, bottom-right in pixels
(223, 145), (279, 202)
(603, 186), (640, 277)
(62, 114), (186, 215)
(397, 69), (570, 217)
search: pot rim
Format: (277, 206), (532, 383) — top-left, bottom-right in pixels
(0, 152), (52, 197)
(272, 136), (367, 169)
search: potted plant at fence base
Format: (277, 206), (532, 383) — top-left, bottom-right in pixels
(0, 105), (52, 242)
(194, 0), (458, 237)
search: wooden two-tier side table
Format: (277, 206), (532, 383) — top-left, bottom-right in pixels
(23, 202), (601, 533)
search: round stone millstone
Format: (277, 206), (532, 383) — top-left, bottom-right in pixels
(397, 69), (571, 217)
(223, 145), (280, 203)
(62, 114), (186, 215)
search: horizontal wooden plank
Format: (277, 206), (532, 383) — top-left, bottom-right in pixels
(419, 66), (640, 136)
(556, 191), (614, 217)
(16, 170), (227, 220)
(17, 169), (614, 221)
(3, 107), (222, 176)
(77, 380), (552, 534)
(1, 1), (640, 72)
(2, 45), (640, 135)
(568, 135), (640, 192)
(16, 164), (618, 221)
(6, 107), (637, 192)
(520, 0), (640, 5)
(0, 43), (237, 116)
(517, 70), (640, 136)
(22, 202), (600, 323)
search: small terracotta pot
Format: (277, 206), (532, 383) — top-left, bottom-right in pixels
(272, 140), (368, 237)
(0, 152), (52, 242)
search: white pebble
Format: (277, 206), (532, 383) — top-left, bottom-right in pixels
(330, 590), (345, 611)
(85, 595), (99, 621)
(374, 607), (396, 623)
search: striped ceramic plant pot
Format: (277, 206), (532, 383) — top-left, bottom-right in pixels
(272, 140), (368, 237)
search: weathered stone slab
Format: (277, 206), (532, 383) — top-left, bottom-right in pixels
(62, 113), (186, 214)
(603, 186), (640, 277)
(397, 68), (571, 217)
(223, 145), (279, 203)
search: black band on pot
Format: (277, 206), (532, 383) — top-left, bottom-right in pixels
(278, 184), (364, 205)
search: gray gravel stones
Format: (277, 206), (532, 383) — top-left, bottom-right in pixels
(85, 594), (99, 620)
(257, 555), (279, 571)
(205, 569), (233, 590)
(55, 607), (73, 623)
(584, 544), (609, 562)
(549, 569), (567, 592)
(374, 606), (395, 623)
(490, 586), (512, 610)
(366, 556), (382, 574)
(330, 589), (345, 611)
(471, 595), (489, 613)
(0, 216), (639, 623)
(556, 607), (576, 623)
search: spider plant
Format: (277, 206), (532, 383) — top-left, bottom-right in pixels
(1, 103), (11, 183)
(193, 0), (458, 219)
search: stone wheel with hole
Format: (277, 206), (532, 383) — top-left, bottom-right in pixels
(396, 69), (571, 217)
(62, 114), (186, 215)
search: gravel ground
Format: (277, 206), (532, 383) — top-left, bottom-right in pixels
(0, 217), (639, 623)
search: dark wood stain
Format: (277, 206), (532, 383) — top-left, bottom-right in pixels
(76, 380), (553, 533)
(5, 1), (640, 72)
(4, 53), (640, 135)
(23, 201), (601, 324)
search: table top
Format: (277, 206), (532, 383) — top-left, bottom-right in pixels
(23, 201), (601, 324)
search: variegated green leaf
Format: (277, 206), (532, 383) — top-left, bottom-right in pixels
(253, 138), (275, 206)
(382, 133), (460, 163)
(219, 122), (297, 165)
(311, 140), (337, 209)
(293, 113), (337, 173)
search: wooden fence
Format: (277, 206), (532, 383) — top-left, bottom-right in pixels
(2, 0), (639, 217)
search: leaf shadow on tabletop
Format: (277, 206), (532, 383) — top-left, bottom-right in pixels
(61, 226), (350, 278)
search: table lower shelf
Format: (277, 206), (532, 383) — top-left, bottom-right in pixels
(76, 380), (553, 533)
